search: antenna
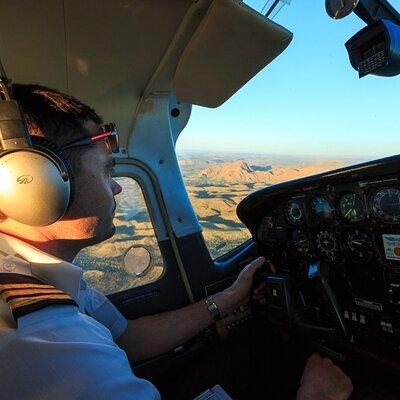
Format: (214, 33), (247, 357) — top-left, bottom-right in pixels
(261, 0), (272, 14)
(265, 0), (280, 17)
(264, 0), (291, 19)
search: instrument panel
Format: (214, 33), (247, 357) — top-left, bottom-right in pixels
(258, 186), (400, 265)
(237, 156), (400, 367)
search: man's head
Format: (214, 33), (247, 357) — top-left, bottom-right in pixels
(0, 84), (122, 258)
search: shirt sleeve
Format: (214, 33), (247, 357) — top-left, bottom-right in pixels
(80, 281), (128, 340)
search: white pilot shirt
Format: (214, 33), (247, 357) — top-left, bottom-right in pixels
(0, 232), (161, 400)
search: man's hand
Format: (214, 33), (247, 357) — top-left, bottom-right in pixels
(296, 354), (353, 400)
(214, 256), (275, 314)
(119, 255), (275, 361)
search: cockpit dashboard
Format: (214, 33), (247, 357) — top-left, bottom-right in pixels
(237, 155), (400, 367)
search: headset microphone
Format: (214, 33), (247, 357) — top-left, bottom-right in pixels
(0, 61), (73, 226)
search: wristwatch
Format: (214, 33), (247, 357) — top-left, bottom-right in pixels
(205, 295), (222, 322)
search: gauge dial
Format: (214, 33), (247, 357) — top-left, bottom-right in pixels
(372, 187), (400, 223)
(315, 230), (338, 259)
(310, 196), (333, 222)
(291, 230), (310, 255)
(284, 200), (304, 225)
(345, 230), (374, 262)
(339, 193), (365, 222)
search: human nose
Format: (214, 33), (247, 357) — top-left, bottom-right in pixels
(111, 179), (122, 195)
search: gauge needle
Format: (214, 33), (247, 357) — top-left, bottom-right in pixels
(345, 209), (353, 218)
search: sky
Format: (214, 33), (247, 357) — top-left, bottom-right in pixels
(176, 0), (400, 161)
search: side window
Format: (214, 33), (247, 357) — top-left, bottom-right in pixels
(179, 156), (253, 259)
(74, 177), (164, 295)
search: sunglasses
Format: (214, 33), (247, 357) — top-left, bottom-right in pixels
(62, 123), (119, 153)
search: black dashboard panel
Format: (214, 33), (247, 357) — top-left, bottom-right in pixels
(237, 155), (400, 366)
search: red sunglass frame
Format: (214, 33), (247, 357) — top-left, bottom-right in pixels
(62, 123), (119, 153)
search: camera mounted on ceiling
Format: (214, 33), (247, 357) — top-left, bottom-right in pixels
(326, 0), (400, 78)
(0, 62), (72, 227)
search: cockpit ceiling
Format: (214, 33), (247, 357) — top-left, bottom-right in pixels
(0, 0), (292, 148)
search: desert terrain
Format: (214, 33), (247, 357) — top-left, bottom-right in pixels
(75, 152), (352, 294)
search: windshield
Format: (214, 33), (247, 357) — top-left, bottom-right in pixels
(177, 0), (400, 258)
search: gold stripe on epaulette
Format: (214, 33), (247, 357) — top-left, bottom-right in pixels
(13, 253), (28, 261)
(1, 288), (65, 301)
(0, 283), (55, 291)
(8, 294), (72, 310)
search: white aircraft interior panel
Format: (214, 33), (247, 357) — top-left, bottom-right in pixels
(63, 0), (192, 148)
(0, 0), (68, 92)
(0, 0), (193, 147)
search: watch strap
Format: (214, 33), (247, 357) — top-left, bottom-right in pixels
(205, 295), (221, 322)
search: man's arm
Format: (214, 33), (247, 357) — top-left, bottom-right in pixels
(116, 257), (269, 362)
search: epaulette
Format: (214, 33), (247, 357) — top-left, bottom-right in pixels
(0, 273), (77, 320)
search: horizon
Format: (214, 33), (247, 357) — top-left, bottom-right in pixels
(176, 148), (382, 162)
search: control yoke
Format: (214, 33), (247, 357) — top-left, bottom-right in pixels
(265, 261), (348, 342)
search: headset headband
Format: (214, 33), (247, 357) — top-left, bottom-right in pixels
(0, 61), (32, 153)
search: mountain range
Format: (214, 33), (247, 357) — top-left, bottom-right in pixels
(196, 159), (344, 184)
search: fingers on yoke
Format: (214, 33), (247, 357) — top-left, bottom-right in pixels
(250, 256), (265, 268)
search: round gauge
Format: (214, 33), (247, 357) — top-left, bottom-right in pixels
(284, 200), (304, 225)
(315, 230), (338, 258)
(339, 193), (365, 222)
(310, 196), (333, 222)
(325, 0), (359, 19)
(345, 230), (374, 262)
(290, 229), (310, 255)
(372, 187), (400, 223)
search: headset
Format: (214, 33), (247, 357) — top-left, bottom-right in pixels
(0, 66), (73, 227)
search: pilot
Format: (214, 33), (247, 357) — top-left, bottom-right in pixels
(0, 84), (353, 400)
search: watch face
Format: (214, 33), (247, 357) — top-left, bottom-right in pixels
(206, 297), (221, 321)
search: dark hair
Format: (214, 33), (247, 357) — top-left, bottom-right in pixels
(0, 84), (103, 222)
(12, 83), (102, 148)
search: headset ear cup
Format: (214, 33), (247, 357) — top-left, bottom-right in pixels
(0, 141), (73, 226)
(30, 136), (75, 207)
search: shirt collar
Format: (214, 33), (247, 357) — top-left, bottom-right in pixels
(0, 232), (83, 304)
